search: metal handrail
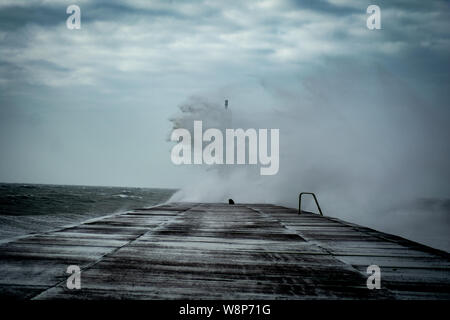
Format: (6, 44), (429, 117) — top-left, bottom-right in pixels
(298, 192), (323, 216)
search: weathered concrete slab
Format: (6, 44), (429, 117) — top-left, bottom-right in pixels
(0, 202), (449, 299)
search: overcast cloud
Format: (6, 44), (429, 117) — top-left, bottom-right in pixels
(1, 0), (448, 187)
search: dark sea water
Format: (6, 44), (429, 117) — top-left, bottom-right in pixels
(0, 183), (176, 241)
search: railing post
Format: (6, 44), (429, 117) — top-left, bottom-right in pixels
(298, 192), (323, 216)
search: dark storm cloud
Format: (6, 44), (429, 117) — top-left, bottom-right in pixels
(0, 5), (62, 31)
(0, 0), (447, 78)
(378, 0), (447, 11)
(289, 0), (361, 15)
(0, 1), (211, 32)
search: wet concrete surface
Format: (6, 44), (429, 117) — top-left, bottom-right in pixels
(0, 203), (449, 299)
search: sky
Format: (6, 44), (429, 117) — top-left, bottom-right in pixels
(0, 0), (448, 188)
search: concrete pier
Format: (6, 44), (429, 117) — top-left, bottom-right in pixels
(0, 203), (449, 299)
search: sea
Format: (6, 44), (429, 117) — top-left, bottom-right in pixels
(0, 183), (176, 242)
